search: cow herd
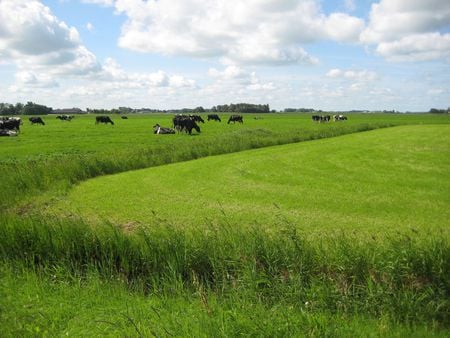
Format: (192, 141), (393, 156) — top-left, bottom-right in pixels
(312, 114), (348, 122)
(153, 114), (246, 135)
(0, 113), (347, 137)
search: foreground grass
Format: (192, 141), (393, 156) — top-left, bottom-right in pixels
(46, 125), (450, 238)
(1, 264), (447, 337)
(0, 217), (448, 336)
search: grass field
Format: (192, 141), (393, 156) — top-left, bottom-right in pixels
(45, 124), (450, 238)
(0, 113), (449, 336)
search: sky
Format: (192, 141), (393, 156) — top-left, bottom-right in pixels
(0, 0), (449, 111)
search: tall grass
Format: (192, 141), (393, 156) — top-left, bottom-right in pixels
(1, 215), (448, 327)
(0, 121), (395, 209)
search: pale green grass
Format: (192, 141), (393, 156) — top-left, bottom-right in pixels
(47, 125), (450, 238)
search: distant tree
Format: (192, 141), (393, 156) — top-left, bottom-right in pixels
(212, 103), (270, 113)
(21, 102), (52, 115)
(193, 106), (205, 113)
(429, 108), (447, 114)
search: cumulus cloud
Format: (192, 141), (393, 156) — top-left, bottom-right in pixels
(0, 0), (102, 88)
(105, 0), (364, 65)
(326, 68), (378, 81)
(0, 0), (197, 106)
(0, 1), (81, 56)
(361, 0), (450, 62)
(376, 33), (450, 62)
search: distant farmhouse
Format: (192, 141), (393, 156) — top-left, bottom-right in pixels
(51, 108), (86, 115)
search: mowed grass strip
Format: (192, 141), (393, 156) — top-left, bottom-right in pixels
(48, 125), (450, 237)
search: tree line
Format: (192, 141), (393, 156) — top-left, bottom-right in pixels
(211, 103), (270, 113)
(0, 102), (52, 115)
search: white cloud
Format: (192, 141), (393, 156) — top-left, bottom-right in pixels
(81, 0), (115, 6)
(110, 0), (364, 65)
(86, 22), (94, 31)
(0, 1), (81, 56)
(326, 68), (378, 81)
(0, 1), (198, 106)
(376, 33), (450, 62)
(0, 0), (102, 85)
(15, 70), (59, 88)
(361, 0), (450, 62)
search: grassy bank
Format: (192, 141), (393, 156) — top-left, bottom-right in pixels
(2, 264), (446, 337)
(0, 216), (448, 336)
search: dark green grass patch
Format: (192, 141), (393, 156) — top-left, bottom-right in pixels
(1, 263), (447, 337)
(0, 216), (448, 334)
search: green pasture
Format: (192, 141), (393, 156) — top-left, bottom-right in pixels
(47, 124), (450, 239)
(0, 113), (449, 336)
(0, 112), (447, 160)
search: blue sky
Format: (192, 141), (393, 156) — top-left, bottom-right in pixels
(0, 0), (449, 111)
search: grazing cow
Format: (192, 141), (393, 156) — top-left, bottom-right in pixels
(121, 116), (128, 119)
(333, 114), (347, 121)
(0, 117), (21, 133)
(29, 117), (45, 125)
(172, 115), (201, 135)
(227, 115), (243, 124)
(207, 114), (221, 122)
(312, 115), (331, 123)
(189, 114), (204, 123)
(153, 124), (175, 134)
(56, 114), (74, 121)
(95, 116), (114, 125)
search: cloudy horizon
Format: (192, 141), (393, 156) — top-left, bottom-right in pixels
(0, 0), (449, 112)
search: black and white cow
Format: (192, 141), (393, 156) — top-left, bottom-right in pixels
(227, 115), (243, 124)
(207, 114), (221, 122)
(333, 114), (347, 121)
(95, 116), (114, 125)
(0, 117), (21, 133)
(153, 124), (175, 134)
(29, 117), (45, 125)
(312, 115), (331, 123)
(56, 114), (74, 121)
(172, 115), (201, 135)
(189, 114), (205, 123)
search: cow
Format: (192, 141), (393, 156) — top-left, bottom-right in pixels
(333, 114), (347, 121)
(95, 116), (114, 125)
(312, 115), (331, 123)
(0, 129), (18, 137)
(0, 117), (21, 133)
(56, 114), (74, 121)
(189, 114), (204, 123)
(29, 117), (45, 125)
(153, 124), (175, 134)
(172, 115), (201, 135)
(207, 114), (221, 122)
(121, 116), (128, 119)
(227, 115), (243, 124)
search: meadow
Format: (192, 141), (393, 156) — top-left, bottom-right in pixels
(0, 113), (449, 336)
